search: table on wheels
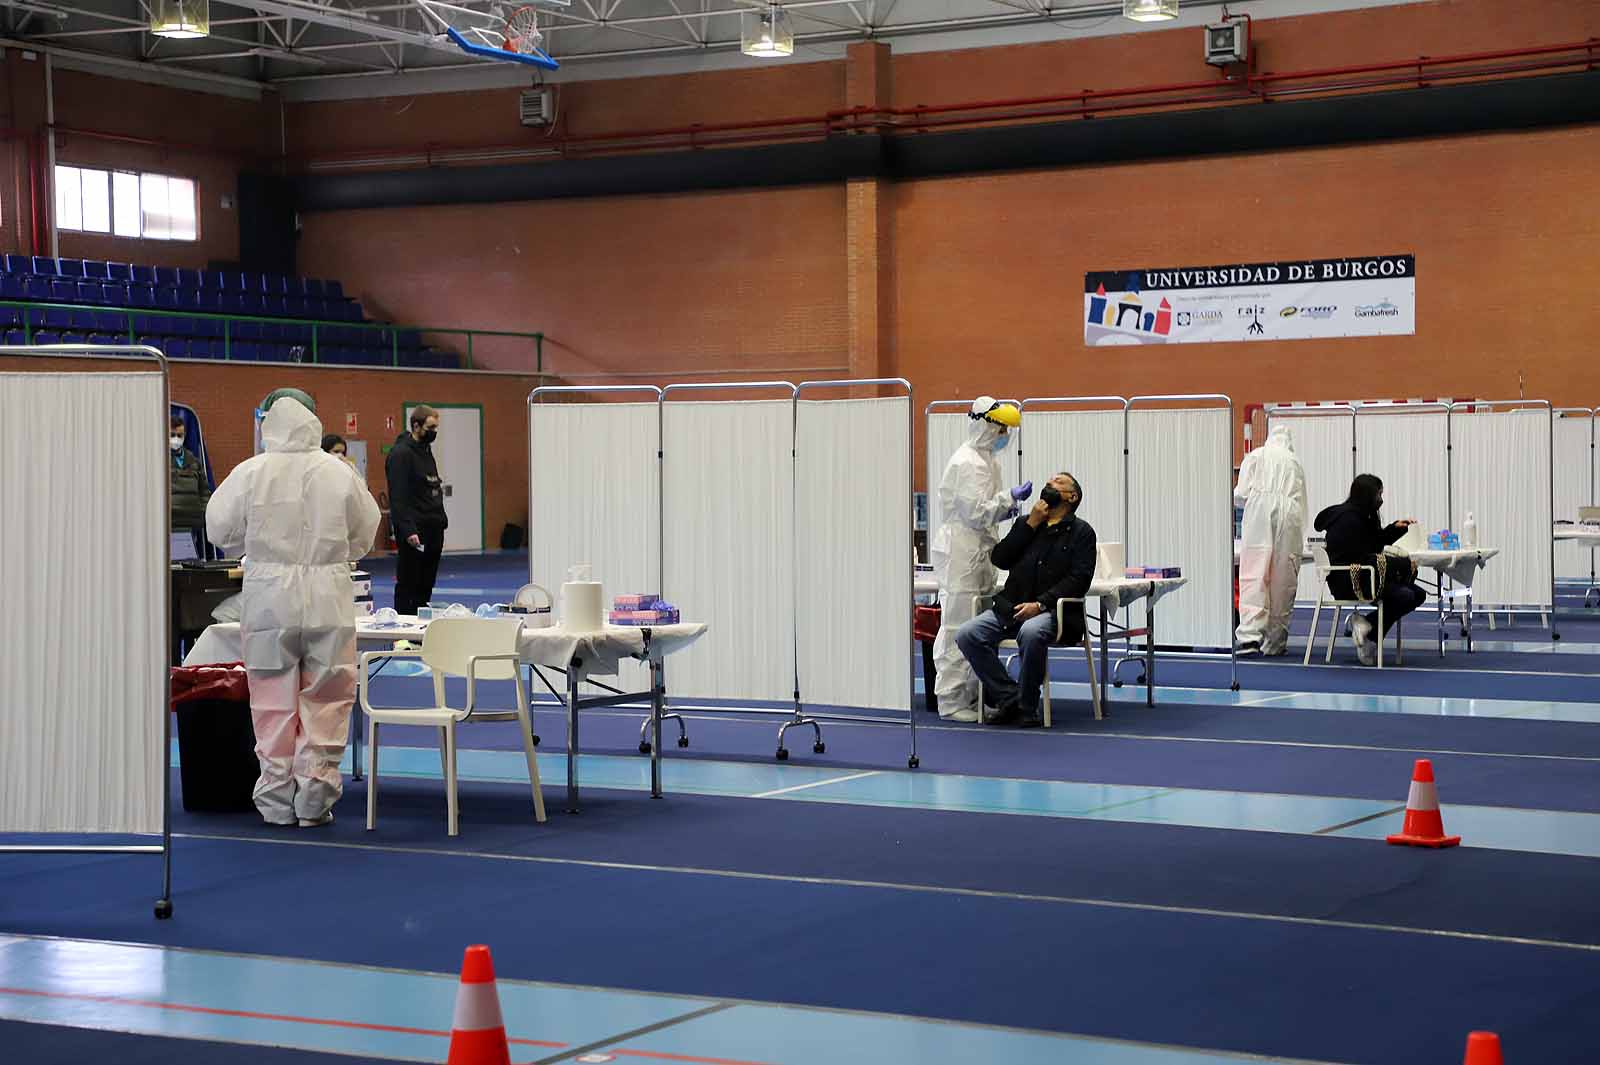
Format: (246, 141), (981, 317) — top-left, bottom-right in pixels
(1400, 547), (1500, 654)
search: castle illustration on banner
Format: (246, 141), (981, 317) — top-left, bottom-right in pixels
(1084, 274), (1173, 346)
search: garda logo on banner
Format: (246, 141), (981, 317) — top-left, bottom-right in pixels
(1083, 255), (1414, 346)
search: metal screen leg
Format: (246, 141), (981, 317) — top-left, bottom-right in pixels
(650, 659), (664, 799)
(1145, 601), (1156, 708)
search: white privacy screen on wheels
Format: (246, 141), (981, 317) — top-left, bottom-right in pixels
(1020, 409), (1126, 549)
(1553, 413), (1593, 580)
(796, 396), (912, 711)
(0, 372), (165, 834)
(529, 399), (659, 689)
(925, 409), (971, 554)
(1355, 410), (1449, 534)
(662, 399), (795, 702)
(1451, 407), (1553, 610)
(1126, 406), (1233, 649)
(1267, 410), (1355, 603)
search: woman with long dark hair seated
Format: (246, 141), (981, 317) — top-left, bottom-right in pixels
(1313, 474), (1426, 665)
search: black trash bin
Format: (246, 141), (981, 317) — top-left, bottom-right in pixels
(171, 665), (258, 813)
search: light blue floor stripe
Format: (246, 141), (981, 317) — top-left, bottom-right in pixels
(360, 746), (1600, 860)
(0, 935), (1342, 1065)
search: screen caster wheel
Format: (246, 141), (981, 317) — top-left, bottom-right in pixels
(639, 742), (652, 754)
(813, 742), (826, 754)
(908, 755), (920, 769)
(532, 735), (540, 747)
(677, 736), (689, 748)
(776, 748), (789, 761)
(154, 899), (173, 920)
(1113, 680), (1124, 689)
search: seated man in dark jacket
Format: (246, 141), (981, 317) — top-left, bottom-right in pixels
(1313, 472), (1425, 665)
(955, 473), (1096, 728)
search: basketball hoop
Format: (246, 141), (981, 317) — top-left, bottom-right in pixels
(501, 5), (543, 56)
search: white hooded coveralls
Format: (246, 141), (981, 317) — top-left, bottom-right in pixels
(930, 416), (1014, 718)
(1234, 425), (1308, 655)
(207, 398), (382, 824)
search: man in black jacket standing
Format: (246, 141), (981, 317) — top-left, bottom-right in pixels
(385, 404), (448, 615)
(956, 473), (1096, 728)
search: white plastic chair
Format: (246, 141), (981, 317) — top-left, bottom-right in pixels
(1304, 544), (1402, 669)
(973, 594), (1103, 726)
(359, 617), (546, 835)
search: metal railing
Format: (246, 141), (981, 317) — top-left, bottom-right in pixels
(0, 298), (545, 372)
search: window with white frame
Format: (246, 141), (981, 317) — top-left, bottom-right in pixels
(55, 165), (198, 241)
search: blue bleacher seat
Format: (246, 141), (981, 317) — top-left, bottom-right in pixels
(57, 259), (84, 279)
(283, 323), (311, 343)
(398, 330), (422, 349)
(198, 271), (224, 290)
(154, 266), (178, 288)
(155, 289), (179, 311)
(34, 331), (61, 344)
(236, 321), (262, 341)
(0, 276), (23, 300)
(267, 275), (291, 295)
(31, 308), (68, 330)
(189, 339), (214, 359)
(175, 268), (199, 289)
(107, 262), (131, 282)
(86, 333), (116, 347)
(131, 265), (155, 285)
(170, 317), (196, 337)
(0, 306), (20, 327)
(51, 280), (76, 302)
(70, 310), (96, 331)
(302, 279), (325, 298)
(285, 296), (308, 317)
(234, 342), (261, 361)
(133, 313), (158, 334)
(5, 254), (31, 274)
(76, 282), (102, 304)
(163, 338), (190, 357)
(215, 291), (240, 313)
(325, 280), (344, 300)
(5, 329), (24, 344)
(262, 295), (285, 317)
(238, 293), (264, 315)
(82, 260), (108, 281)
(23, 278), (49, 301)
(197, 290), (221, 313)
(95, 310), (127, 333)
(101, 283), (126, 306)
(128, 285), (155, 308)
(32, 256), (57, 276)
(60, 332), (86, 345)
(221, 272), (245, 292)
(176, 290), (201, 311)
(259, 322), (283, 342)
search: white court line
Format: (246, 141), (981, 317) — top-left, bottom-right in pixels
(174, 832), (1600, 955)
(750, 770), (882, 799)
(1233, 693), (1304, 707)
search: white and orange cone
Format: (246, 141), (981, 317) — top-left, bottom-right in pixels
(1386, 759), (1461, 848)
(446, 945), (511, 1065)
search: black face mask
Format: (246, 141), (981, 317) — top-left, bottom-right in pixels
(1040, 485), (1063, 507)
(421, 428), (438, 445)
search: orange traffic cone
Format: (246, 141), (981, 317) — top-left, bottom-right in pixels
(1386, 759), (1461, 848)
(446, 945), (511, 1065)
(1463, 1031), (1503, 1065)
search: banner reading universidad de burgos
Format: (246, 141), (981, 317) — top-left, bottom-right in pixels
(1083, 254), (1415, 346)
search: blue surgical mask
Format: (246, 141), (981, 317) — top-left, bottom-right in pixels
(992, 433), (1009, 452)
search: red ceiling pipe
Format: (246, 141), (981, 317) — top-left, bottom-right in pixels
(293, 38), (1600, 169)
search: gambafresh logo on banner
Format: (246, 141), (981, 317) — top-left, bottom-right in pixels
(1084, 255), (1415, 346)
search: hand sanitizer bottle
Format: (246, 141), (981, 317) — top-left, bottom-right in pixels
(1463, 512), (1478, 548)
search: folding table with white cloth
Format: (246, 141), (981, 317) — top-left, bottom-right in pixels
(186, 618), (708, 813)
(912, 574), (1187, 714)
(1397, 547), (1500, 654)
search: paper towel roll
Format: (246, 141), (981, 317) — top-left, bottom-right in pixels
(561, 581), (605, 632)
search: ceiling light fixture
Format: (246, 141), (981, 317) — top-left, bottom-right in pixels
(1122, 0), (1178, 23)
(150, 0), (209, 39)
(741, 3), (793, 58)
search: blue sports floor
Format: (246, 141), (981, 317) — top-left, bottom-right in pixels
(4, 551), (1600, 1064)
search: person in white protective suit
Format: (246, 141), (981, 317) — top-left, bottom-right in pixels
(930, 397), (1031, 722)
(1234, 424), (1309, 656)
(207, 389), (382, 827)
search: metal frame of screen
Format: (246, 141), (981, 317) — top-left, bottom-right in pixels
(0, 344), (173, 921)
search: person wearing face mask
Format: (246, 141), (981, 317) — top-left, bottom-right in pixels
(1313, 473), (1425, 665)
(929, 396), (1031, 723)
(956, 473), (1096, 728)
(1234, 424), (1309, 657)
(385, 404), (448, 615)
(169, 414), (212, 559)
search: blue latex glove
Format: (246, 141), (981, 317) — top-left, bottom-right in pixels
(1011, 481), (1033, 502)
(1003, 506), (1020, 521)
